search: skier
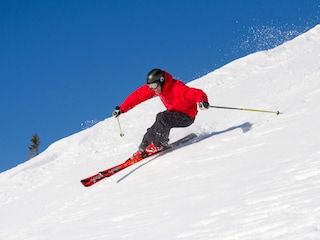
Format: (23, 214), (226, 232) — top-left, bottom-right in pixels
(112, 68), (209, 158)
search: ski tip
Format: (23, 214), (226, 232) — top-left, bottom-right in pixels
(80, 180), (91, 187)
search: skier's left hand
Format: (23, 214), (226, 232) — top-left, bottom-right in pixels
(199, 101), (210, 110)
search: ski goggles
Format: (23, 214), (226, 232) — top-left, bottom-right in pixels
(148, 82), (160, 90)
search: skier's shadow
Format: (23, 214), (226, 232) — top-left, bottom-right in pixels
(198, 121), (252, 140)
(116, 122), (252, 183)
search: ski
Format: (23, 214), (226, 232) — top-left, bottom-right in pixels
(80, 133), (197, 187)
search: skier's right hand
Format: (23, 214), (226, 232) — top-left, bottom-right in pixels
(112, 106), (121, 118)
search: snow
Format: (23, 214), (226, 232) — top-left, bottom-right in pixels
(1, 25), (320, 240)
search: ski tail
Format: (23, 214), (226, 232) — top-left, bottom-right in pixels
(169, 133), (197, 148)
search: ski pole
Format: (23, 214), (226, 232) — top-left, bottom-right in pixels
(210, 105), (282, 115)
(116, 117), (124, 137)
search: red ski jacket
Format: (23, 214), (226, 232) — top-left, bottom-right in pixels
(119, 70), (208, 118)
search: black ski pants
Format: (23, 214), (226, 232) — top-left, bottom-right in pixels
(139, 111), (194, 150)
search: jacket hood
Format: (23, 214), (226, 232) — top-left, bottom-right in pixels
(162, 70), (174, 93)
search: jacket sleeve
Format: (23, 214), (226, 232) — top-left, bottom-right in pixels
(119, 85), (156, 113)
(183, 86), (209, 103)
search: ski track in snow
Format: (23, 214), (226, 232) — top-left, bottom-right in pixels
(1, 25), (320, 240)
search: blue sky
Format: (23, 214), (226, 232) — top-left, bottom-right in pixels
(0, 0), (319, 173)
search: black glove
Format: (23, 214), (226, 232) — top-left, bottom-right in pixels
(199, 101), (210, 110)
(112, 106), (121, 118)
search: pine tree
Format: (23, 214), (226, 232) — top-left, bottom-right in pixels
(28, 133), (40, 159)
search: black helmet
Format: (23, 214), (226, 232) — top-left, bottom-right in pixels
(146, 68), (164, 84)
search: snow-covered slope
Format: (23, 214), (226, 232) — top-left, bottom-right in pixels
(1, 25), (320, 240)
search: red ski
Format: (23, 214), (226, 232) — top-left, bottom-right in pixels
(80, 133), (196, 187)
